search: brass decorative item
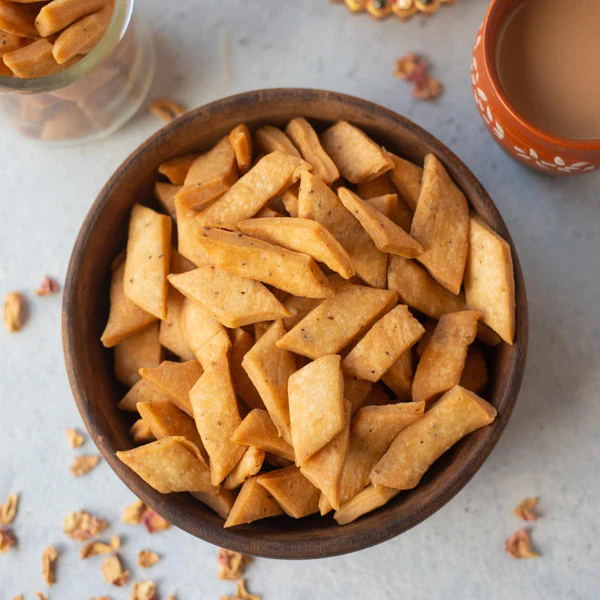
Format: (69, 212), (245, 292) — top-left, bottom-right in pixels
(331, 0), (456, 21)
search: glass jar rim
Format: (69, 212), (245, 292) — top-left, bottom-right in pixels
(0, 0), (133, 94)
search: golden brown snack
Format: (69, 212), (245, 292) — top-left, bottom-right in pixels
(0, 31), (29, 56)
(257, 467), (320, 518)
(459, 343), (489, 394)
(412, 310), (479, 404)
(176, 137), (238, 210)
(381, 349), (412, 401)
(229, 124), (253, 175)
(117, 436), (215, 494)
(223, 446), (265, 490)
(191, 488), (236, 520)
(175, 199), (212, 266)
(35, 0), (106, 37)
(3, 39), (66, 78)
(158, 154), (197, 185)
(320, 121), (393, 183)
(130, 419), (155, 444)
(224, 476), (283, 528)
(342, 305), (424, 382)
(410, 154), (469, 294)
(388, 153), (423, 211)
(254, 125), (301, 157)
(357, 173), (397, 199)
(114, 322), (162, 387)
(238, 217), (355, 279)
(298, 171), (387, 288)
(464, 215), (516, 344)
(0, 1), (38, 38)
(241, 321), (296, 442)
(194, 227), (334, 299)
(117, 379), (172, 412)
(154, 182), (180, 221)
(123, 204), (172, 320)
(370, 386), (497, 489)
(285, 117), (339, 184)
(280, 182), (299, 217)
(196, 151), (311, 230)
(189, 354), (245, 485)
(334, 485), (399, 525)
(364, 193), (396, 218)
(229, 328), (265, 411)
(344, 379), (374, 415)
(159, 287), (195, 361)
(277, 284), (397, 359)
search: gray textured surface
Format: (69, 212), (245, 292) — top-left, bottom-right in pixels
(1, 1), (599, 598)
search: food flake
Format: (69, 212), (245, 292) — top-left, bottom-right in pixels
(101, 554), (130, 586)
(394, 52), (443, 100)
(142, 509), (171, 534)
(35, 594), (47, 600)
(221, 579), (261, 600)
(70, 455), (100, 477)
(63, 510), (107, 541)
(129, 580), (157, 600)
(3, 292), (25, 333)
(514, 497), (538, 522)
(137, 549), (160, 568)
(0, 528), (17, 553)
(35, 276), (60, 296)
(0, 493), (18, 526)
(122, 499), (147, 524)
(66, 428), (85, 448)
(217, 548), (253, 581)
(80, 535), (121, 559)
(149, 97), (186, 122)
(42, 545), (58, 585)
(505, 529), (539, 559)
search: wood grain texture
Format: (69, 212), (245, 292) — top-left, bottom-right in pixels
(62, 88), (528, 559)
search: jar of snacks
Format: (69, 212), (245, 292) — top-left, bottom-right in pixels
(0, 0), (155, 144)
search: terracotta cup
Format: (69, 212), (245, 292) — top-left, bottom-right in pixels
(471, 0), (600, 175)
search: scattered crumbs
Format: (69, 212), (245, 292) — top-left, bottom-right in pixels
(0, 528), (16, 553)
(129, 580), (157, 600)
(66, 428), (85, 449)
(70, 455), (100, 477)
(35, 276), (60, 297)
(101, 554), (130, 586)
(81, 535), (121, 559)
(137, 549), (160, 568)
(3, 291), (25, 333)
(514, 497), (538, 522)
(122, 499), (147, 524)
(35, 593), (48, 600)
(149, 97), (186, 122)
(142, 509), (171, 534)
(63, 510), (107, 541)
(505, 529), (539, 559)
(42, 545), (58, 585)
(221, 579), (261, 600)
(217, 548), (253, 581)
(394, 52), (443, 101)
(0, 493), (18, 526)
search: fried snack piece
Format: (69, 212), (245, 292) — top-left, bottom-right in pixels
(231, 409), (295, 462)
(158, 154), (197, 185)
(101, 262), (157, 348)
(3, 39), (66, 78)
(344, 379), (373, 415)
(35, 0), (106, 36)
(477, 321), (502, 347)
(137, 400), (204, 451)
(300, 399), (351, 510)
(337, 187), (423, 257)
(52, 2), (112, 63)
(153, 182), (180, 221)
(241, 321), (296, 442)
(370, 386), (497, 489)
(175, 199), (211, 266)
(364, 193), (396, 218)
(229, 124), (253, 175)
(387, 256), (464, 319)
(298, 171), (387, 288)
(254, 125), (301, 158)
(342, 305), (424, 382)
(123, 204), (172, 320)
(194, 227), (333, 299)
(257, 467), (320, 518)
(388, 153), (423, 211)
(0, 31), (29, 56)
(117, 379), (172, 412)
(176, 137), (238, 210)
(0, 1), (38, 38)
(320, 121), (393, 183)
(114, 322), (162, 387)
(229, 328), (265, 411)
(168, 266), (290, 328)
(191, 488), (236, 520)
(117, 436), (214, 493)
(223, 446), (265, 490)
(280, 182), (299, 217)
(288, 355), (345, 464)
(196, 152), (311, 229)
(412, 310), (479, 404)
(139, 359), (203, 416)
(381, 349), (412, 401)
(130, 419), (155, 444)
(285, 118), (339, 185)
(282, 294), (322, 330)
(277, 284), (397, 359)
(366, 193), (413, 233)
(189, 354), (245, 485)
(357, 173), (397, 199)
(159, 287), (195, 361)
(459, 343), (488, 394)
(180, 298), (232, 369)
(224, 476), (283, 528)
(410, 154), (469, 294)
(464, 215), (515, 344)
(238, 217), (355, 279)
(416, 317), (436, 356)
(334, 485), (398, 525)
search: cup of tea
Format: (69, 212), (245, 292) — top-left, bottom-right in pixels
(471, 0), (600, 175)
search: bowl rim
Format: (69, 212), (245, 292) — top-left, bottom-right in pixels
(62, 87), (528, 559)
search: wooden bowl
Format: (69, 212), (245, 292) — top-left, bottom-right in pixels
(62, 88), (528, 559)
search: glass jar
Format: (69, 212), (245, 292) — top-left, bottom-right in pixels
(0, 0), (155, 145)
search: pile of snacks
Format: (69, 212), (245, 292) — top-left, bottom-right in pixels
(330, 0), (457, 21)
(103, 117), (516, 527)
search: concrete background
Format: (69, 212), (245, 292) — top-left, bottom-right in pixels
(1, 1), (599, 598)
